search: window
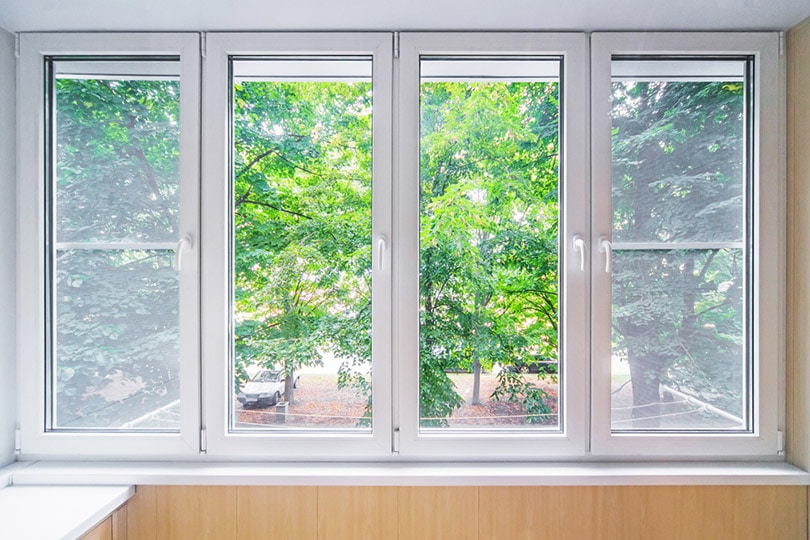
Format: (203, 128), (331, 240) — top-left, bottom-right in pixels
(395, 33), (589, 458)
(200, 33), (393, 457)
(18, 33), (200, 456)
(590, 33), (781, 456)
(17, 32), (782, 459)
(49, 58), (184, 430)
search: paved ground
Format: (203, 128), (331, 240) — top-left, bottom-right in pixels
(234, 372), (559, 429)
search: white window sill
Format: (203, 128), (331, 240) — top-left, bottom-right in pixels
(7, 460), (810, 487)
(0, 482), (133, 540)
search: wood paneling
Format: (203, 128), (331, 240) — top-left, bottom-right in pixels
(115, 485), (806, 540)
(155, 486), (237, 540)
(787, 16), (810, 469)
(730, 485), (806, 539)
(111, 504), (127, 540)
(236, 486), (318, 540)
(480, 486), (560, 540)
(398, 486), (478, 540)
(126, 485), (157, 540)
(317, 486), (398, 540)
(81, 517), (112, 540)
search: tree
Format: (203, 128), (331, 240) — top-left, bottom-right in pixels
(232, 79), (373, 408)
(611, 80), (746, 427)
(54, 76), (182, 427)
(419, 80), (561, 425)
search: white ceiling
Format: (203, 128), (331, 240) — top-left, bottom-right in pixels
(0, 0), (809, 33)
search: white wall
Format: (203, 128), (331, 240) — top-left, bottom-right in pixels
(0, 27), (17, 467)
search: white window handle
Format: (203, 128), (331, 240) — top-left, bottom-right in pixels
(599, 235), (613, 273)
(377, 235), (387, 271)
(572, 234), (587, 272)
(175, 234), (193, 272)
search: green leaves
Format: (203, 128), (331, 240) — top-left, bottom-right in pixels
(419, 81), (561, 423)
(233, 80), (374, 406)
(611, 79), (747, 420)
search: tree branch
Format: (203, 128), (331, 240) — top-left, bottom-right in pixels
(241, 198), (315, 220)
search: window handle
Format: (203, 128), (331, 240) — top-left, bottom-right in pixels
(377, 235), (387, 272)
(572, 234), (587, 272)
(175, 234), (193, 272)
(599, 235), (613, 273)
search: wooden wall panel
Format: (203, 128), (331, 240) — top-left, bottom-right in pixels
(236, 486), (317, 540)
(398, 487), (478, 540)
(155, 486), (237, 540)
(81, 517), (112, 540)
(120, 484), (806, 540)
(317, 486), (398, 539)
(111, 504), (128, 540)
(730, 485), (806, 540)
(126, 485), (157, 540)
(480, 486), (560, 540)
(787, 16), (810, 469)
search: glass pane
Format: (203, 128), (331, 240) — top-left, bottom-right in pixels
(609, 58), (750, 432)
(230, 57), (373, 431)
(54, 249), (179, 429)
(50, 59), (183, 431)
(419, 57), (561, 431)
(54, 60), (181, 244)
(611, 60), (746, 244)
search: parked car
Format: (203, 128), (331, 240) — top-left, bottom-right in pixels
(237, 370), (300, 408)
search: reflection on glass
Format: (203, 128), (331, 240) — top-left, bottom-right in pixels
(609, 58), (749, 432)
(419, 57), (561, 431)
(230, 57), (373, 431)
(52, 60), (182, 430)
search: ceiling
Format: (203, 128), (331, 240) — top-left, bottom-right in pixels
(1, 0), (809, 33)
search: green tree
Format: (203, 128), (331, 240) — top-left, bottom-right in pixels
(54, 76), (181, 428)
(232, 79), (373, 408)
(419, 80), (561, 425)
(611, 80), (746, 427)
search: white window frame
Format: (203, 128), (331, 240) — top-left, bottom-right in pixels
(200, 32), (394, 458)
(13, 31), (784, 462)
(394, 32), (590, 459)
(590, 32), (783, 458)
(17, 33), (201, 457)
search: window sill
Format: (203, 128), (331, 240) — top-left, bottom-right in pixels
(7, 460), (809, 487)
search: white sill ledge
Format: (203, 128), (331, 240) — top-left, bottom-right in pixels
(0, 484), (133, 540)
(8, 460), (810, 487)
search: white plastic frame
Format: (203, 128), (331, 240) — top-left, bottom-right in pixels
(201, 33), (393, 458)
(590, 32), (783, 458)
(395, 33), (590, 459)
(17, 33), (201, 457)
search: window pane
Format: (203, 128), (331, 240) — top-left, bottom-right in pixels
(54, 62), (180, 244)
(611, 60), (746, 245)
(419, 57), (561, 431)
(54, 249), (180, 429)
(609, 58), (750, 432)
(230, 57), (373, 432)
(50, 59), (182, 430)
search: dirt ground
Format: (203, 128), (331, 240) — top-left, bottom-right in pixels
(234, 372), (558, 429)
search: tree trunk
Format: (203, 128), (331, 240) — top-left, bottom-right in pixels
(472, 356), (482, 405)
(284, 360), (295, 405)
(628, 351), (662, 429)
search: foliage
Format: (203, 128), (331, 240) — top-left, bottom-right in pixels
(611, 80), (746, 426)
(232, 79), (373, 407)
(53, 64), (748, 431)
(54, 76), (181, 428)
(419, 81), (561, 424)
